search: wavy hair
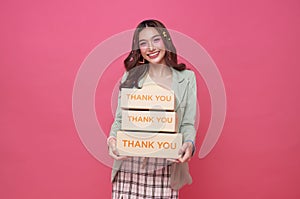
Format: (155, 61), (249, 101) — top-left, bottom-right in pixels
(120, 19), (186, 89)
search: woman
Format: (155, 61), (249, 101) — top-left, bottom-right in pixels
(107, 19), (197, 198)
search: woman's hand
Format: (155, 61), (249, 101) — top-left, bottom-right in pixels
(178, 142), (194, 163)
(166, 142), (194, 163)
(166, 158), (180, 163)
(108, 137), (129, 160)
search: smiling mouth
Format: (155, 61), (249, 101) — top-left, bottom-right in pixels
(147, 51), (160, 59)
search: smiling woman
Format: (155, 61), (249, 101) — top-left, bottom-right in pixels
(120, 20), (186, 90)
(138, 28), (166, 65)
(107, 19), (197, 199)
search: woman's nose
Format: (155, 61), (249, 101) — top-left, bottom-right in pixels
(148, 41), (155, 51)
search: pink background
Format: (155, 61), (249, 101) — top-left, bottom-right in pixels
(1, 0), (300, 198)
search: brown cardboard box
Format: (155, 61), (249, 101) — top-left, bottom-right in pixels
(121, 85), (175, 110)
(121, 110), (178, 132)
(117, 131), (182, 158)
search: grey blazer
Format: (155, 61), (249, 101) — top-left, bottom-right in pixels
(109, 66), (197, 190)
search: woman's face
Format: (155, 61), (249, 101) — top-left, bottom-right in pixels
(138, 27), (166, 65)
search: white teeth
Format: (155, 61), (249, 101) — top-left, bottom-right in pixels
(148, 51), (159, 56)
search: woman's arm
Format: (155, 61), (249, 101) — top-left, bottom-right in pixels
(107, 71), (129, 160)
(178, 71), (197, 162)
(108, 71), (128, 138)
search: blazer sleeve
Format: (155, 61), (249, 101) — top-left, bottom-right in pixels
(180, 71), (197, 144)
(109, 71), (128, 138)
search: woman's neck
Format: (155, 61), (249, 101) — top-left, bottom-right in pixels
(148, 63), (172, 78)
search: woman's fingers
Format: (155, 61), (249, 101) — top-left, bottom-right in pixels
(166, 158), (180, 163)
(178, 150), (191, 163)
(109, 148), (129, 160)
(178, 142), (193, 163)
(108, 139), (129, 160)
(110, 141), (119, 155)
(178, 142), (188, 156)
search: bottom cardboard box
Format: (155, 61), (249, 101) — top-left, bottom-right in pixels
(116, 131), (182, 159)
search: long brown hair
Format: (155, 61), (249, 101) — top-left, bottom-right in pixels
(120, 19), (186, 89)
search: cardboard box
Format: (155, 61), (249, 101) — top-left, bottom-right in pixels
(121, 85), (175, 110)
(117, 131), (182, 158)
(121, 110), (178, 132)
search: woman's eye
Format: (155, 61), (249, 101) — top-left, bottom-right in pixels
(153, 37), (161, 43)
(139, 42), (147, 47)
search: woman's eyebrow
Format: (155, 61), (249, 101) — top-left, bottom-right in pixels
(139, 34), (161, 42)
(152, 34), (161, 39)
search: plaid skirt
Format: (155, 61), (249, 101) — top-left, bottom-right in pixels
(112, 157), (179, 199)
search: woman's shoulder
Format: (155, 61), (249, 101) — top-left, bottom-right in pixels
(182, 69), (195, 76)
(173, 68), (196, 80)
(120, 70), (129, 83)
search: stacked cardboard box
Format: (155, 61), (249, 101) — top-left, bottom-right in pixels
(117, 84), (182, 158)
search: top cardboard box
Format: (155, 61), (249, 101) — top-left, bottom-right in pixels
(120, 84), (175, 110)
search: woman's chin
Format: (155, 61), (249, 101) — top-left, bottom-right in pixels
(147, 59), (166, 65)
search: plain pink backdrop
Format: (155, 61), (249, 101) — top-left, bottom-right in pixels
(1, 0), (300, 198)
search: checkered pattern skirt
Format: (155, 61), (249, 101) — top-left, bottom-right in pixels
(112, 157), (179, 199)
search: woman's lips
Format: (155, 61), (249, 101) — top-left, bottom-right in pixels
(147, 51), (160, 59)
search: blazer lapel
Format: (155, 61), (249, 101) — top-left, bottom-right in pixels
(170, 67), (188, 111)
(138, 66), (188, 111)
